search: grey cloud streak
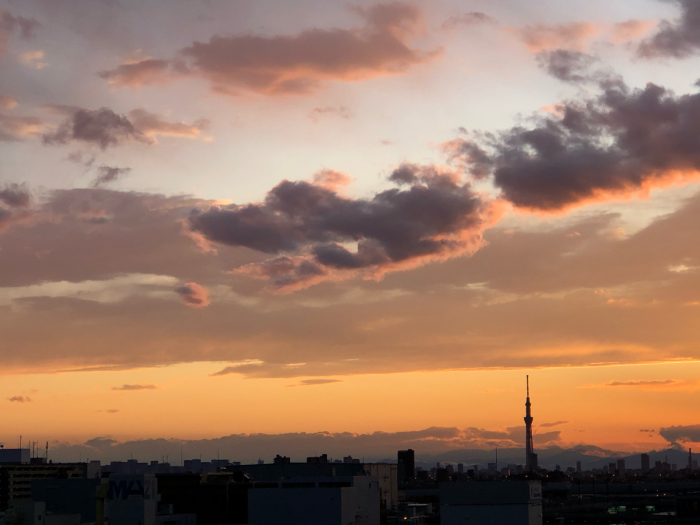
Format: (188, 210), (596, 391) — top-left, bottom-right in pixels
(42, 107), (207, 149)
(112, 384), (157, 391)
(446, 79), (700, 211)
(92, 166), (131, 188)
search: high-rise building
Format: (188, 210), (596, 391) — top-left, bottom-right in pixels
(576, 461), (582, 474)
(524, 376), (535, 471)
(688, 448), (693, 471)
(616, 459), (626, 476)
(397, 449), (415, 480)
(641, 453), (650, 473)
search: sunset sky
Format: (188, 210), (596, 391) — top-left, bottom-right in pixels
(0, 0), (699, 460)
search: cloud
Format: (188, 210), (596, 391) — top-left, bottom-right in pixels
(301, 378), (342, 385)
(43, 107), (142, 149)
(111, 384), (158, 391)
(0, 94), (18, 110)
(42, 106), (208, 149)
(174, 282), (210, 308)
(0, 113), (47, 142)
(0, 185), (698, 377)
(638, 0), (700, 59)
(92, 166), (131, 188)
(0, 183), (31, 208)
(210, 360), (266, 377)
(445, 79), (700, 211)
(84, 437), (118, 448)
(127, 109), (209, 143)
(535, 49), (599, 83)
(45, 426), (565, 464)
(0, 274), (181, 306)
(0, 8), (40, 55)
(190, 164), (500, 291)
(506, 22), (599, 52)
(659, 424), (700, 444)
(309, 106), (351, 123)
(8, 396), (31, 402)
(540, 421), (569, 428)
(604, 379), (677, 387)
(17, 50), (47, 69)
(609, 20), (655, 44)
(640, 429), (655, 433)
(98, 2), (440, 96)
(311, 169), (354, 191)
(441, 12), (498, 31)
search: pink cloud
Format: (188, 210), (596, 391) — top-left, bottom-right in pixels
(99, 2), (441, 96)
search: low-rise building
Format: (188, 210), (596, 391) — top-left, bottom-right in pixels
(440, 481), (543, 525)
(248, 476), (380, 525)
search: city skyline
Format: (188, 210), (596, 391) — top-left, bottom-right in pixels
(1, 0), (699, 454)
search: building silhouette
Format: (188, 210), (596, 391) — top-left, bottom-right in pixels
(397, 449), (415, 481)
(524, 376), (537, 471)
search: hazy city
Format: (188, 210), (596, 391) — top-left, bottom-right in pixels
(1, 0), (699, 523)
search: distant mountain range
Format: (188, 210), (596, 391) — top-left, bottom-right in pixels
(409, 446), (695, 471)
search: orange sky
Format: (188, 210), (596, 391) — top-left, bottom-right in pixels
(0, 0), (699, 456)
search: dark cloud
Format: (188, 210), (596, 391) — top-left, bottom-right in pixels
(190, 164), (496, 291)
(0, 8), (40, 55)
(442, 12), (498, 30)
(659, 424), (700, 444)
(446, 79), (700, 211)
(640, 429), (655, 433)
(174, 282), (210, 308)
(43, 107), (143, 149)
(638, 0), (700, 59)
(84, 437), (118, 449)
(0, 183), (30, 208)
(7, 396), (31, 402)
(605, 380), (676, 387)
(536, 49), (599, 83)
(92, 166), (131, 188)
(42, 107), (207, 149)
(99, 2), (440, 96)
(111, 384), (158, 391)
(540, 421), (569, 428)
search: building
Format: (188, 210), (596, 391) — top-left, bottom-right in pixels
(440, 481), (543, 525)
(0, 450), (30, 465)
(616, 458), (626, 476)
(248, 476), (380, 525)
(230, 460), (398, 512)
(31, 478), (101, 523)
(641, 453), (650, 473)
(677, 493), (700, 524)
(398, 449), (415, 481)
(0, 463), (86, 511)
(106, 474), (158, 525)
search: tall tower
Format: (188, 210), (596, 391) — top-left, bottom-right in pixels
(524, 375), (535, 471)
